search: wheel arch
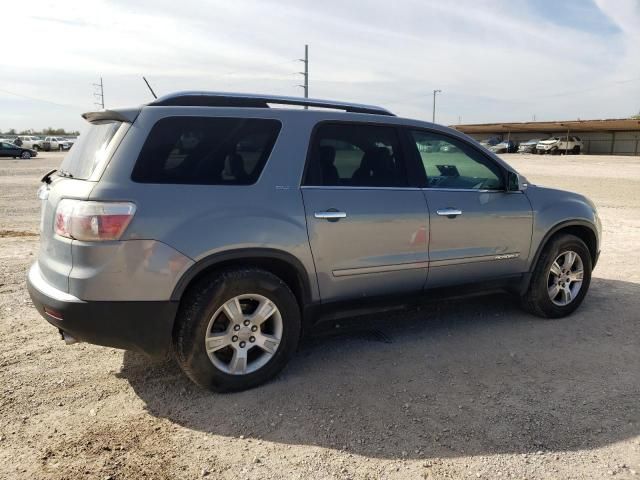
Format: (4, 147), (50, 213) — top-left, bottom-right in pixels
(170, 248), (313, 312)
(530, 220), (599, 272)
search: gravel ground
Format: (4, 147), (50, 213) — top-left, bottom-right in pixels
(0, 152), (638, 479)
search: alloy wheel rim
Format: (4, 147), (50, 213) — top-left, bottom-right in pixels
(547, 250), (584, 306)
(204, 294), (283, 375)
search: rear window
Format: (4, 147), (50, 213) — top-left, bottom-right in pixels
(59, 121), (123, 179)
(131, 117), (281, 185)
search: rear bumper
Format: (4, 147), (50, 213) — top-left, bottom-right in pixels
(27, 263), (177, 357)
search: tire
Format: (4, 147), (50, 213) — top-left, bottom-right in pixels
(174, 268), (301, 392)
(573, 146), (580, 154)
(21, 151), (31, 159)
(521, 234), (592, 318)
(33, 145), (40, 151)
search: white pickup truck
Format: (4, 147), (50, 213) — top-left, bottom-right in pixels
(536, 136), (583, 155)
(13, 136), (43, 150)
(42, 137), (71, 151)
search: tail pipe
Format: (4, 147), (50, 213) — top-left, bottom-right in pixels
(59, 329), (79, 345)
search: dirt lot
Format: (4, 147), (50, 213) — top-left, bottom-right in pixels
(1, 151), (639, 479)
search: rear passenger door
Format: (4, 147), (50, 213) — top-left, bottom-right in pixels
(301, 122), (429, 303)
(408, 129), (533, 288)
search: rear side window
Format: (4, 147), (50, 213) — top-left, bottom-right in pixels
(131, 117), (281, 185)
(59, 121), (122, 179)
(304, 123), (408, 187)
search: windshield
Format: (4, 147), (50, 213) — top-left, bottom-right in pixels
(58, 121), (123, 179)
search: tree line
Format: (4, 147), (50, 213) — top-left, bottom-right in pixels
(1, 128), (81, 136)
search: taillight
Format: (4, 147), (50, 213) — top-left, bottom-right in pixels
(54, 199), (136, 241)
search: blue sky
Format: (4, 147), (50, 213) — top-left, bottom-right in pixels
(1, 0), (639, 131)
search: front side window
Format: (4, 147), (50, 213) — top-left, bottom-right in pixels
(304, 123), (408, 187)
(411, 130), (504, 190)
(132, 117), (281, 185)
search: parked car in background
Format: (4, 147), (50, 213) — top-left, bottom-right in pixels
(13, 136), (43, 150)
(536, 136), (583, 155)
(490, 139), (518, 154)
(517, 139), (542, 153)
(27, 91), (601, 392)
(42, 136), (71, 151)
(416, 141), (438, 153)
(479, 137), (502, 149)
(439, 142), (459, 153)
(0, 141), (37, 159)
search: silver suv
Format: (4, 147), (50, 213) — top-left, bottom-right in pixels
(27, 92), (601, 391)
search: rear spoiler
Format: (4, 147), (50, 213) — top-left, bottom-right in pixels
(81, 108), (140, 124)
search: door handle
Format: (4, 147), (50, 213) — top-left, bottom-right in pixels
(436, 208), (462, 217)
(314, 211), (347, 221)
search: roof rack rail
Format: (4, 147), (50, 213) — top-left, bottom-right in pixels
(149, 91), (395, 116)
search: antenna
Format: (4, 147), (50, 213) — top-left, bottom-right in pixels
(143, 77), (157, 99)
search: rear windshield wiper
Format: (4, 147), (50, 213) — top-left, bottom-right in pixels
(41, 169), (57, 184)
(57, 170), (74, 179)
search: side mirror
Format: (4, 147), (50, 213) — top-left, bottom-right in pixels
(507, 171), (527, 192)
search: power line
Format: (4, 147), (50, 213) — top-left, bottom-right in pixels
(218, 59), (298, 79)
(0, 87), (83, 109)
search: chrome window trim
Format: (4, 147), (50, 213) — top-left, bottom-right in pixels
(422, 187), (523, 194)
(300, 185), (422, 191)
(300, 186), (524, 193)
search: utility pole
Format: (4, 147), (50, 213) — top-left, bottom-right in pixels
(93, 77), (104, 109)
(432, 89), (442, 123)
(298, 44), (309, 108)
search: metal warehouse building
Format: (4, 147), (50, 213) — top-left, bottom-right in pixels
(453, 118), (640, 155)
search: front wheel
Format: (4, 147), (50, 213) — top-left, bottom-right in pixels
(521, 234), (592, 318)
(174, 268), (301, 392)
(21, 151), (31, 159)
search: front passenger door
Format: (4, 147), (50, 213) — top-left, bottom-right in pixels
(409, 130), (533, 288)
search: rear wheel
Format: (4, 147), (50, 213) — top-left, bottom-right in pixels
(174, 268), (301, 392)
(521, 234), (592, 318)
